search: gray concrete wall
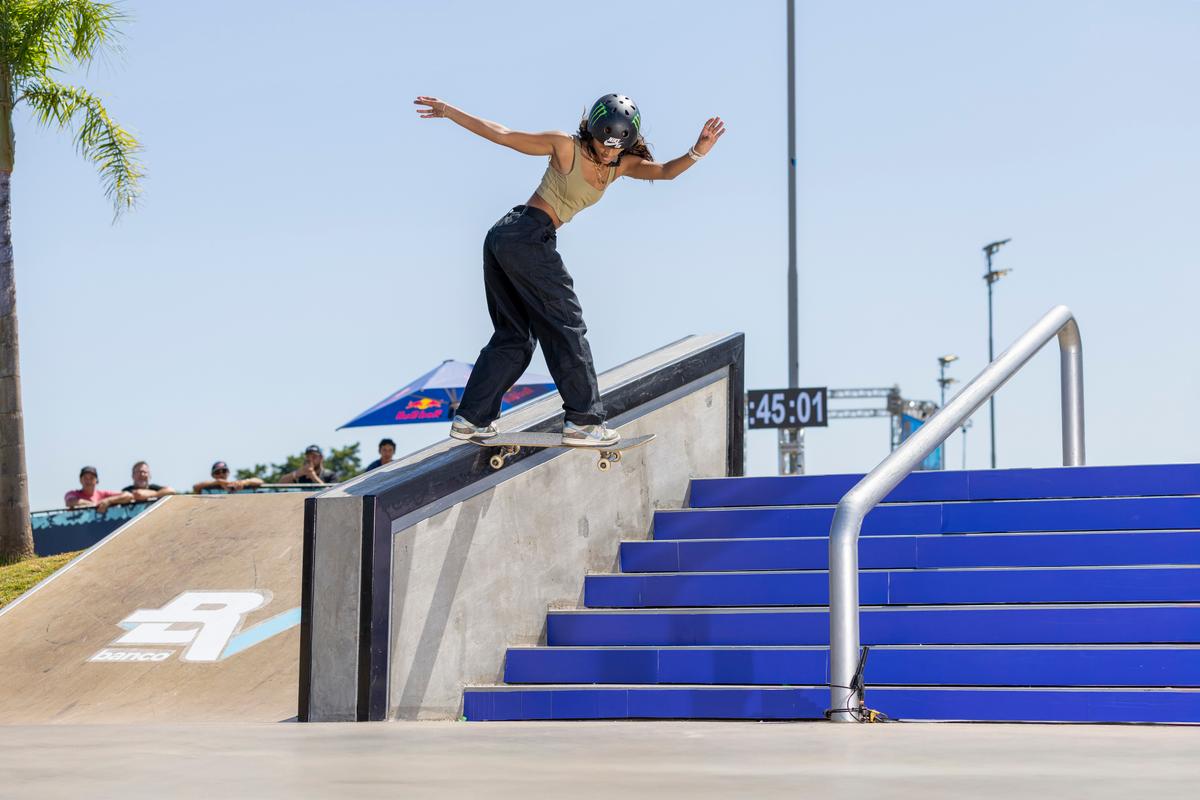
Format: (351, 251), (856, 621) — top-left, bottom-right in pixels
(386, 376), (729, 719)
(306, 495), (362, 721)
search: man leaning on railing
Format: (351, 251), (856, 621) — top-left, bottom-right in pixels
(193, 461), (264, 494)
(64, 466), (133, 514)
(122, 461), (177, 503)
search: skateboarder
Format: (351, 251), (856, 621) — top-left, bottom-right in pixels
(414, 94), (725, 447)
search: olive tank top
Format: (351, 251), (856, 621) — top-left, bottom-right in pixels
(534, 138), (616, 225)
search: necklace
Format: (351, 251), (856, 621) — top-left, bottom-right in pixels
(586, 141), (609, 189)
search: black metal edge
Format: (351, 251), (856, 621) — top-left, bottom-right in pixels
(297, 495), (317, 722)
(370, 333), (746, 522)
(355, 496), (376, 721)
(364, 501), (392, 721)
(727, 335), (746, 477)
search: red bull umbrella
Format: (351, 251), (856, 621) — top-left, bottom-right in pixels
(337, 360), (556, 429)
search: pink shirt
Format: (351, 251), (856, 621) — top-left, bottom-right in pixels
(65, 488), (124, 507)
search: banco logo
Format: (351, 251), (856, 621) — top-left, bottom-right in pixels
(89, 590), (301, 664)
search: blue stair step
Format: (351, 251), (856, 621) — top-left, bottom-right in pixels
(653, 496), (1200, 539)
(463, 685), (1200, 723)
(620, 531), (1200, 572)
(688, 464), (1200, 508)
(503, 645), (1200, 687)
(464, 685), (828, 721)
(584, 567), (1200, 608)
(547, 604), (1200, 646)
(463, 462), (1200, 725)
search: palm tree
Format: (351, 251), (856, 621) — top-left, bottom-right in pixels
(0, 0), (143, 561)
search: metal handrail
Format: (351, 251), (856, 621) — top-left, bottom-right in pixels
(827, 304), (1085, 721)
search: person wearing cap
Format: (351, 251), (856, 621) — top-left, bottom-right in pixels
(122, 461), (177, 502)
(192, 461), (264, 494)
(64, 466), (133, 512)
(366, 438), (397, 472)
(279, 445), (337, 485)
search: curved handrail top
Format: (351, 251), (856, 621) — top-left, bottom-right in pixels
(836, 304), (1082, 517)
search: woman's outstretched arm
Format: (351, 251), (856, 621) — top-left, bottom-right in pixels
(415, 96), (569, 157)
(623, 116), (726, 181)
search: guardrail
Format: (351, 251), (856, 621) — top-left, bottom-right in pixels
(827, 304), (1085, 721)
(30, 485), (326, 556)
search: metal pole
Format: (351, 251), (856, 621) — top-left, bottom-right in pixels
(986, 248), (996, 468)
(786, 0), (797, 392)
(827, 305), (1085, 721)
(961, 423), (968, 469)
(780, 0), (803, 475)
(1058, 320), (1086, 465)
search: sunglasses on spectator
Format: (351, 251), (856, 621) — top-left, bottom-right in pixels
(213, 469), (230, 476)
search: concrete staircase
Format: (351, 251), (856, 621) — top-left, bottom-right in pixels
(463, 464), (1200, 722)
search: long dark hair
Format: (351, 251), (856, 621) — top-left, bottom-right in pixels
(576, 119), (653, 165)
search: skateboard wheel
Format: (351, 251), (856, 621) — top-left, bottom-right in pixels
(489, 455), (505, 470)
(612, 452), (622, 463)
(597, 458), (610, 472)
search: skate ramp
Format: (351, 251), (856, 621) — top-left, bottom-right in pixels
(0, 493), (305, 724)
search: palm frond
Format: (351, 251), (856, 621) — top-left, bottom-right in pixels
(6, 1), (125, 80)
(22, 77), (143, 217)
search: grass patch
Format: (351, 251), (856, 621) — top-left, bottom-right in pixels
(0, 551), (83, 609)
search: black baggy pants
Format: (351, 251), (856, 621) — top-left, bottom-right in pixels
(456, 205), (605, 427)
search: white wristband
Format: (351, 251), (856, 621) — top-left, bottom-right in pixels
(687, 146), (704, 161)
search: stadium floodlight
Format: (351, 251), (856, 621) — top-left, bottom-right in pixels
(982, 239), (1012, 468)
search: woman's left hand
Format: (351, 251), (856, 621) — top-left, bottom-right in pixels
(693, 117), (726, 156)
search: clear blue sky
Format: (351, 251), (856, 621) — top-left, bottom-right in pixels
(16, 1), (1200, 510)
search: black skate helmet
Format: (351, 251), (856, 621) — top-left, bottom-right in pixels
(586, 94), (641, 150)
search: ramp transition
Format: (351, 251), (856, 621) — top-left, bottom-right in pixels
(0, 493), (304, 723)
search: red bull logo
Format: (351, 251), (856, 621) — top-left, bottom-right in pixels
(502, 386), (535, 405)
(396, 396), (445, 421)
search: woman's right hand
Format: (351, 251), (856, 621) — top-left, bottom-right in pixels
(414, 96), (450, 119)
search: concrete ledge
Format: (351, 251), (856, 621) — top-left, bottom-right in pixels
(301, 333), (744, 721)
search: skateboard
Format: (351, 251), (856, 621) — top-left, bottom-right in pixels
(468, 432), (656, 471)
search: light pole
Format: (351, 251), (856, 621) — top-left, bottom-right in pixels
(780, 0), (803, 475)
(937, 354), (959, 408)
(936, 354), (958, 471)
(982, 239), (1012, 468)
(960, 418), (974, 469)
(939, 354), (972, 469)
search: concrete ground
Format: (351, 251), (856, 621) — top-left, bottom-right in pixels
(2, 721), (1196, 799)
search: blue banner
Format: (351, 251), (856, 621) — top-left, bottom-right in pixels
(900, 414), (944, 471)
(31, 502), (155, 557)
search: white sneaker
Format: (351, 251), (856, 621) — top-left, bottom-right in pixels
(450, 415), (499, 440)
(561, 421), (620, 447)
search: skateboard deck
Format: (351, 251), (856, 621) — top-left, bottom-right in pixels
(468, 432), (656, 471)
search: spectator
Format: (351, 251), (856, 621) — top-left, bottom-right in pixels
(366, 438), (397, 472)
(65, 466), (132, 513)
(278, 444), (336, 485)
(122, 461), (177, 502)
(192, 461), (264, 494)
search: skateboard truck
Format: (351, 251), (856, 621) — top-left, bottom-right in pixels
(488, 446), (521, 470)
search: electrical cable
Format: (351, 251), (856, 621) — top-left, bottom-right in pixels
(823, 646), (892, 723)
